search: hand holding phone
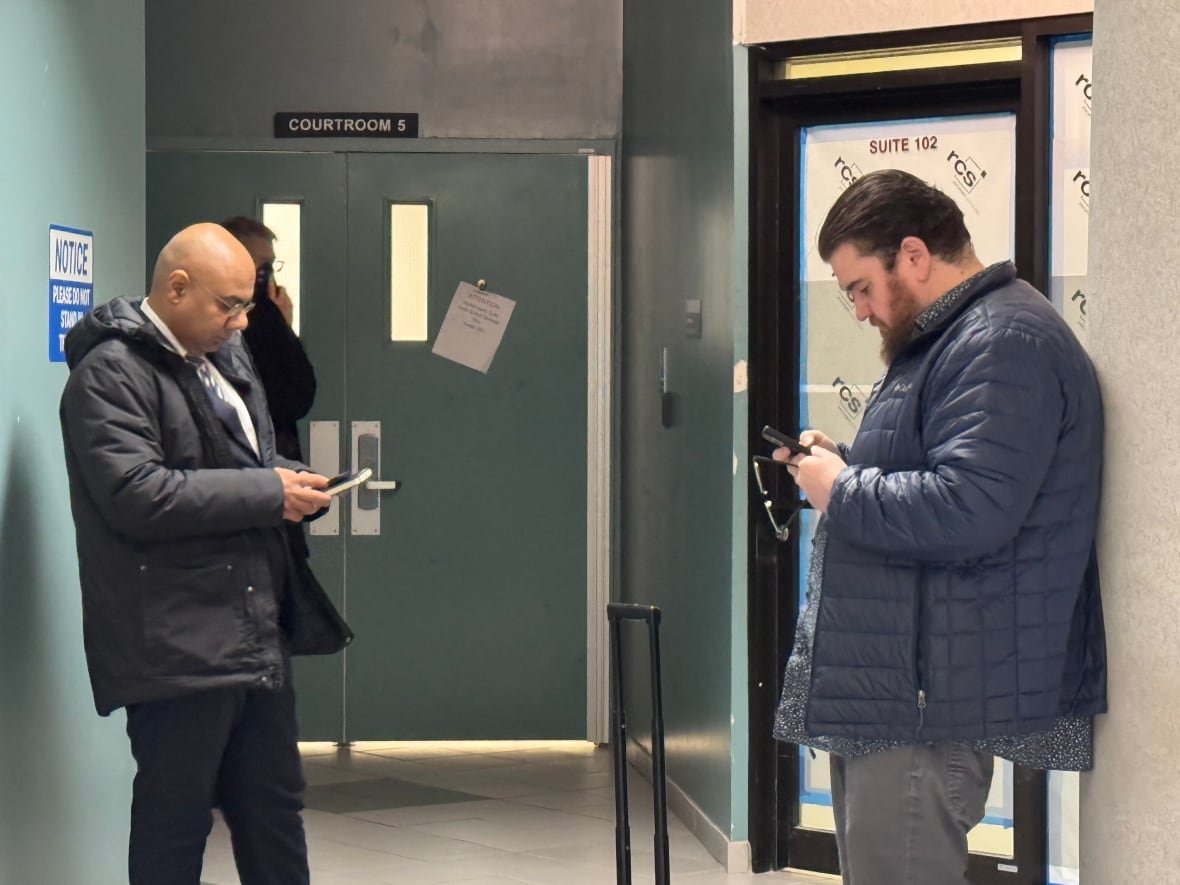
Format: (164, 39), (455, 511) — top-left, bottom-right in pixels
(323, 467), (373, 497)
(254, 262), (272, 302)
(761, 425), (812, 457)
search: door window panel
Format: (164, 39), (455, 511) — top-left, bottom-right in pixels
(261, 201), (302, 334)
(1047, 34), (1093, 885)
(389, 203), (429, 342)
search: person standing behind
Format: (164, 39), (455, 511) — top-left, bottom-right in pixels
(772, 169), (1106, 885)
(222, 216), (318, 571)
(221, 215), (316, 463)
(59, 223), (348, 885)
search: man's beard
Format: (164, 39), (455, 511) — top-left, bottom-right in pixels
(877, 273), (923, 363)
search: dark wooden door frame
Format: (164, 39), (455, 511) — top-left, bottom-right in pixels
(745, 13), (1094, 881)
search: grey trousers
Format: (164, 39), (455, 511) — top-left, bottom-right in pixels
(829, 742), (994, 885)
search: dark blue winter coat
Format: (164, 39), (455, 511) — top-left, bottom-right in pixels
(809, 262), (1107, 742)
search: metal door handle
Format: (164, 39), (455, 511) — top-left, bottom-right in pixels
(365, 480), (400, 491)
(351, 421), (401, 535)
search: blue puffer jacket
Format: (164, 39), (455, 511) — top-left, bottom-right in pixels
(809, 262), (1107, 742)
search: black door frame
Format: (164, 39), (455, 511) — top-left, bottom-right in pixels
(746, 13), (1094, 881)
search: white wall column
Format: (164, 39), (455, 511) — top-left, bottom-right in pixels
(1082, 1), (1180, 881)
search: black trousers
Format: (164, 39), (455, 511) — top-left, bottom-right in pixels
(124, 672), (309, 885)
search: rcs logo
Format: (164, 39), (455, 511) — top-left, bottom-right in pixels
(1075, 73), (1093, 117)
(1071, 288), (1088, 328)
(1073, 170), (1090, 213)
(832, 376), (867, 425)
(833, 156), (863, 191)
(946, 150), (987, 194)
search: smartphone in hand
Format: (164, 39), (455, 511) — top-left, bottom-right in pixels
(760, 425), (811, 457)
(323, 467), (373, 497)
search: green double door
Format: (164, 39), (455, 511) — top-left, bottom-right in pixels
(147, 150), (593, 741)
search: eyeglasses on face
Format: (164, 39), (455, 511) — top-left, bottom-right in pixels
(844, 281), (870, 304)
(253, 261), (283, 284)
(210, 291), (256, 317)
(184, 278), (256, 318)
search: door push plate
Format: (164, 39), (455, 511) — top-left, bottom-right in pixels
(308, 420), (341, 536)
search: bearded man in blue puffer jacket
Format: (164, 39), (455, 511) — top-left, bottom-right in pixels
(771, 169), (1106, 885)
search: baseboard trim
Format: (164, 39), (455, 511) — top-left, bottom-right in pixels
(625, 738), (752, 873)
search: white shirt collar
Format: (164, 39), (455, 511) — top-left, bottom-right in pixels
(140, 298), (191, 359)
(141, 298), (260, 457)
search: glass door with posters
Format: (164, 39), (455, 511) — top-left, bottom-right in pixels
(1047, 34), (1093, 885)
(1052, 37), (1092, 345)
(794, 113), (1021, 876)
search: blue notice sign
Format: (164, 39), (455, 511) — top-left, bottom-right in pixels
(49, 224), (94, 362)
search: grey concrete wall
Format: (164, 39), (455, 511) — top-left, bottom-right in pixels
(0, 1), (145, 881)
(147, 0), (621, 140)
(1081, 1), (1180, 880)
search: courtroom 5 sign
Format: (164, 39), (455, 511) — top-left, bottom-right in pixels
(274, 112), (419, 138)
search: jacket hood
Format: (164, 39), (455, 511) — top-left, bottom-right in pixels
(64, 296), (165, 369)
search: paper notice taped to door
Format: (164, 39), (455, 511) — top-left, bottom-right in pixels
(431, 282), (516, 373)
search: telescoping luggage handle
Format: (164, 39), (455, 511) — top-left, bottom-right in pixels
(607, 603), (671, 885)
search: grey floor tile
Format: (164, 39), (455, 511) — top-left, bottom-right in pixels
(409, 816), (616, 853)
(202, 741), (822, 884)
(305, 777), (486, 813)
(347, 798), (527, 828)
(301, 761), (384, 787)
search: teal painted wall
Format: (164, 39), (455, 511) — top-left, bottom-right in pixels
(621, 0), (741, 838)
(0, 1), (145, 882)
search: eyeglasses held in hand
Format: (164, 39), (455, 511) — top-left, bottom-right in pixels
(751, 455), (806, 542)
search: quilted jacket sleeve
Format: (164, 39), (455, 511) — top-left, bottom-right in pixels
(60, 347), (286, 542)
(825, 324), (1065, 562)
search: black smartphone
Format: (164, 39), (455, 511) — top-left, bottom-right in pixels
(254, 262), (272, 301)
(323, 467), (373, 497)
(761, 425), (811, 457)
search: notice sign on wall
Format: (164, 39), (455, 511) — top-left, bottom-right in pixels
(49, 224), (93, 363)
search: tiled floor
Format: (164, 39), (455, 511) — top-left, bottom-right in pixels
(200, 740), (834, 884)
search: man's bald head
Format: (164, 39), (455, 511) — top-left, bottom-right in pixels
(150, 223), (254, 294)
(146, 223), (256, 356)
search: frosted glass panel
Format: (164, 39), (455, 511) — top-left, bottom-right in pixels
(797, 114), (1016, 438)
(1051, 37), (1092, 345)
(390, 203), (429, 342)
(1047, 34), (1093, 885)
(261, 202), (302, 334)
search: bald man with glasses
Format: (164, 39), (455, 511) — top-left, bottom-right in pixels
(59, 223), (351, 885)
